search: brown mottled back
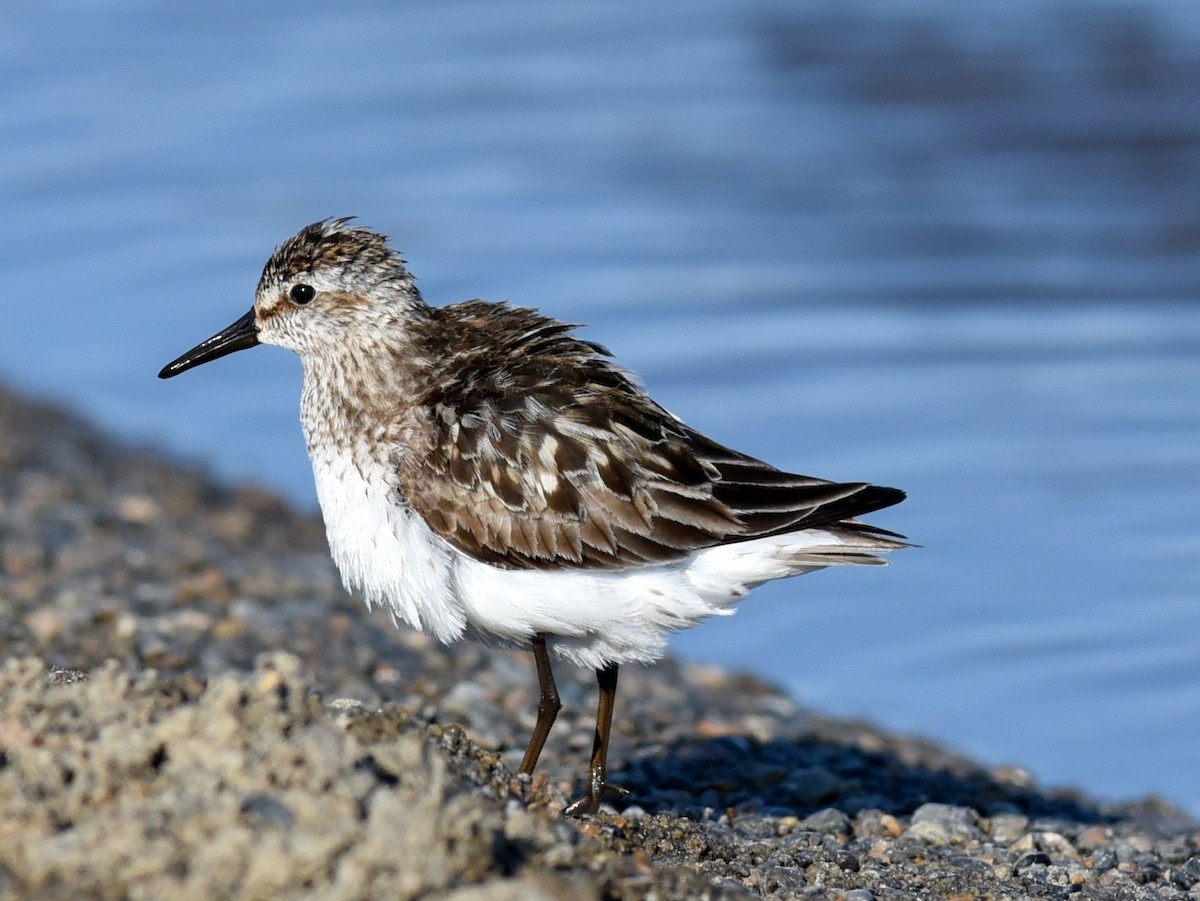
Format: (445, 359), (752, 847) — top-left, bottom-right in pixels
(397, 301), (904, 571)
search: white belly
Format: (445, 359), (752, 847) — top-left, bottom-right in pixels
(309, 448), (843, 670)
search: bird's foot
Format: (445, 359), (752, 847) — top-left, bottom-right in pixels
(563, 781), (629, 817)
(509, 771), (550, 803)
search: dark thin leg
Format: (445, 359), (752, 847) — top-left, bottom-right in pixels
(588, 663), (620, 799)
(565, 662), (627, 816)
(518, 633), (561, 776)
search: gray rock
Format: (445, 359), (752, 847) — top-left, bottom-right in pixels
(905, 803), (983, 846)
(778, 766), (843, 806)
(802, 807), (852, 836)
(1010, 830), (1078, 861)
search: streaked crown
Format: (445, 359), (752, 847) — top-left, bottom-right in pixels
(256, 218), (420, 305)
(252, 218), (427, 354)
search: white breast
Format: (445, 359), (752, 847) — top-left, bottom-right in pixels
(309, 448), (467, 644)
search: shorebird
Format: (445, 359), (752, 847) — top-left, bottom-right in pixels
(159, 219), (906, 814)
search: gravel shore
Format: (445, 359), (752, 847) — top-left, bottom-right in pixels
(0, 381), (1197, 900)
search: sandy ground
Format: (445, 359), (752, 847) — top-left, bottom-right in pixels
(0, 382), (1197, 900)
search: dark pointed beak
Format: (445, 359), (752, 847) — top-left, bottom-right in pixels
(158, 309), (260, 379)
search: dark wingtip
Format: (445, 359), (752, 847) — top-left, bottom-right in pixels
(801, 483), (906, 535)
(848, 485), (906, 518)
(838, 485), (908, 540)
(871, 486), (906, 508)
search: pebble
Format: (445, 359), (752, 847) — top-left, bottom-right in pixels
(803, 807), (852, 836)
(988, 811), (1029, 844)
(239, 792), (298, 831)
(778, 765), (842, 805)
(905, 802), (983, 845)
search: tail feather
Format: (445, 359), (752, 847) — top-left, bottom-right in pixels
(784, 525), (912, 569)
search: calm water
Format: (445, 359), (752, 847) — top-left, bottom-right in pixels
(2, 1), (1198, 812)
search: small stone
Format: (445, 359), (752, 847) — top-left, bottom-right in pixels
(1165, 864), (1198, 890)
(1015, 851), (1053, 872)
(774, 815), (800, 836)
(327, 700), (367, 731)
(987, 812), (1029, 844)
(852, 809), (902, 839)
(256, 668), (284, 695)
(759, 866), (806, 895)
(1182, 856), (1200, 880)
(442, 681), (487, 717)
(946, 855), (992, 877)
(1010, 831), (1077, 861)
(114, 613), (138, 640)
(115, 494), (161, 524)
(239, 793), (296, 830)
(168, 610), (213, 632)
(541, 845), (577, 868)
(833, 849), (860, 872)
(778, 766), (842, 806)
(503, 808), (539, 843)
(802, 808), (851, 836)
(47, 666), (88, 685)
(906, 803), (982, 846)
(1098, 869), (1126, 887)
(1074, 824), (1112, 851)
(993, 765), (1035, 787)
(1115, 835), (1153, 862)
(1133, 860), (1162, 884)
(25, 608), (69, 644)
(1045, 865), (1074, 887)
(373, 663), (402, 686)
(212, 617), (246, 639)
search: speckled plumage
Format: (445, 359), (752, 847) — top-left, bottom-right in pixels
(160, 218), (907, 814)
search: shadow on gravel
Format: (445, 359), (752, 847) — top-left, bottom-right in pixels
(612, 734), (1114, 824)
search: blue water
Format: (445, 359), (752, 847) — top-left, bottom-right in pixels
(2, 0), (1198, 813)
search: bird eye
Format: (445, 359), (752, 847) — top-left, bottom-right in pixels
(289, 283), (316, 305)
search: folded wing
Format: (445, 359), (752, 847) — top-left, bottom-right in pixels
(399, 302), (905, 572)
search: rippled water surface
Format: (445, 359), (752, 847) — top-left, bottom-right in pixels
(2, 0), (1198, 812)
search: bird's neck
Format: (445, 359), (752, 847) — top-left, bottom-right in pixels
(298, 332), (433, 462)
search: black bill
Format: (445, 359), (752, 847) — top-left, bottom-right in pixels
(158, 309), (259, 379)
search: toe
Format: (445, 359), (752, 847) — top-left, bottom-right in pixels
(563, 782), (629, 817)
